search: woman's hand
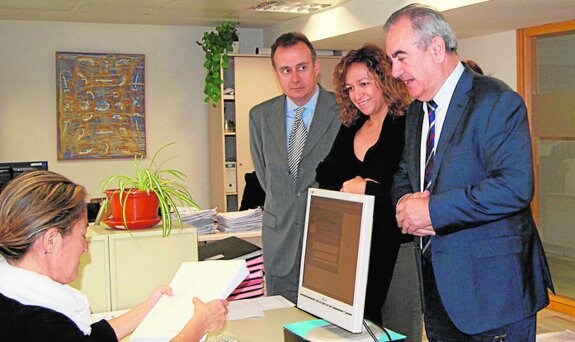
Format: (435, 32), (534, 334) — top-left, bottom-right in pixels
(192, 297), (229, 333)
(147, 286), (173, 309)
(172, 297), (229, 341)
(108, 285), (173, 340)
(341, 176), (369, 194)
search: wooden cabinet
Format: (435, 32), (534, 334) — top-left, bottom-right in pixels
(70, 225), (198, 312)
(208, 54), (341, 212)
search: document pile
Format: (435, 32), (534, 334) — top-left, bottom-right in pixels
(172, 207), (217, 235)
(131, 260), (249, 342)
(199, 236), (265, 301)
(216, 208), (262, 233)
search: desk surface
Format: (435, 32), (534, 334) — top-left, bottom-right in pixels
(209, 307), (314, 342)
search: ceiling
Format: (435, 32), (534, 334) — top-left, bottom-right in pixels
(0, 0), (574, 50)
(0, 0), (348, 27)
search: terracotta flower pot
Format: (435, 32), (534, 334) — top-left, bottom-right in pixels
(104, 189), (161, 229)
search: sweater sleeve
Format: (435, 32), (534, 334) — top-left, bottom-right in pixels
(315, 124), (353, 190)
(0, 293), (118, 341)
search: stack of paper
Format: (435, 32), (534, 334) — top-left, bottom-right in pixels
(172, 207), (217, 235)
(198, 237), (265, 301)
(216, 208), (262, 232)
(131, 260), (249, 341)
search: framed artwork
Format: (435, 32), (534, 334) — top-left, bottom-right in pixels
(56, 52), (146, 160)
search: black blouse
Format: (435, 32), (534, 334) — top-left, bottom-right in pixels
(315, 113), (410, 324)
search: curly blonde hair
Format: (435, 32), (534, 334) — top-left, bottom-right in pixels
(333, 43), (411, 127)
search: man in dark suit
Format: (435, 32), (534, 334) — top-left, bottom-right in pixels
(385, 4), (554, 340)
(249, 32), (340, 304)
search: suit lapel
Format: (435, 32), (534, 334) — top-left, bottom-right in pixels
(300, 86), (337, 160)
(265, 96), (289, 164)
(430, 67), (474, 191)
(408, 101), (425, 190)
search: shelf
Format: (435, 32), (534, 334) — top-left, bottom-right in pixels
(209, 55), (341, 213)
(197, 229), (262, 243)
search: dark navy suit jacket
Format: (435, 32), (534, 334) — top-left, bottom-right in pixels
(392, 65), (554, 334)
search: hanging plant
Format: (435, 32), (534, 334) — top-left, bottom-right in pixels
(196, 21), (239, 107)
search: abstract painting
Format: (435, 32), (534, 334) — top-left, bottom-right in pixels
(56, 52), (146, 160)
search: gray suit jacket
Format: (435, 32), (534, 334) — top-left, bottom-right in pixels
(249, 85), (340, 277)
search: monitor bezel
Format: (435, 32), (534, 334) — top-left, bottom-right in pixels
(0, 161), (48, 192)
(297, 187), (375, 334)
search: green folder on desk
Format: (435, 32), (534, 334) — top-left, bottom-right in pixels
(283, 319), (406, 341)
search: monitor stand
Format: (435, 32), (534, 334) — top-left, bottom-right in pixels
(306, 321), (385, 342)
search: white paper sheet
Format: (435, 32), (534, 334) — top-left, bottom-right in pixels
(131, 260), (249, 342)
(226, 295), (295, 321)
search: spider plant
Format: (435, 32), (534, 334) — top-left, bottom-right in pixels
(100, 142), (199, 237)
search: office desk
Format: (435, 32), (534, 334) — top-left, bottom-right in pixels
(209, 307), (314, 342)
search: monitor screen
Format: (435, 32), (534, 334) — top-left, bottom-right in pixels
(297, 188), (374, 335)
(0, 161), (48, 192)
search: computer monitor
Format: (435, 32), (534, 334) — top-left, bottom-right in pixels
(0, 161), (48, 192)
(297, 187), (384, 341)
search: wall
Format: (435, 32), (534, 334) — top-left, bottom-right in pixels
(0, 20), (261, 207)
(0, 18), (517, 208)
(458, 30), (517, 90)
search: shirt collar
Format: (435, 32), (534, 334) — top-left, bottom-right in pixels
(431, 61), (464, 112)
(286, 84), (319, 115)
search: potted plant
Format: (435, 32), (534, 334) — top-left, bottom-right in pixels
(100, 142), (199, 237)
(196, 21), (239, 107)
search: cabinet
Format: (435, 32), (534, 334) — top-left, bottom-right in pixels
(70, 225), (198, 312)
(208, 54), (341, 212)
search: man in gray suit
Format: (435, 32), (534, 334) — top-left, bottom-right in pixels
(249, 32), (340, 304)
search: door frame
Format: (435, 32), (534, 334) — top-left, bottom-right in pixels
(517, 19), (575, 316)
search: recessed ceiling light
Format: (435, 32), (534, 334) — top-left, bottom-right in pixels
(252, 1), (332, 13)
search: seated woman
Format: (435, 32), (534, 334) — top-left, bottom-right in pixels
(0, 170), (228, 341)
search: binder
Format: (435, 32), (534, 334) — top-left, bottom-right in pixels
(225, 162), (237, 193)
(198, 236), (262, 261)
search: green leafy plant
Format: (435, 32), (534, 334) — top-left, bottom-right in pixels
(100, 142), (199, 237)
(196, 21), (239, 107)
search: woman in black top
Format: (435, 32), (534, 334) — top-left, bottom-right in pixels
(316, 44), (422, 340)
(0, 171), (228, 341)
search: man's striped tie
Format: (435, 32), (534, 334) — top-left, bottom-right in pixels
(422, 100), (437, 260)
(287, 107), (307, 180)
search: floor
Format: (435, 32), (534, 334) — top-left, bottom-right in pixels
(547, 253), (575, 299)
(416, 252), (575, 341)
(420, 308), (575, 341)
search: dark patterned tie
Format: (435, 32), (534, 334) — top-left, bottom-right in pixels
(287, 107), (307, 180)
(424, 100), (437, 190)
(422, 100), (437, 260)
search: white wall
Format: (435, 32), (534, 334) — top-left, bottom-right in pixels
(0, 20), (261, 207)
(0, 18), (516, 208)
(458, 30), (517, 90)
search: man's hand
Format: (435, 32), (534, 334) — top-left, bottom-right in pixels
(395, 190), (435, 236)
